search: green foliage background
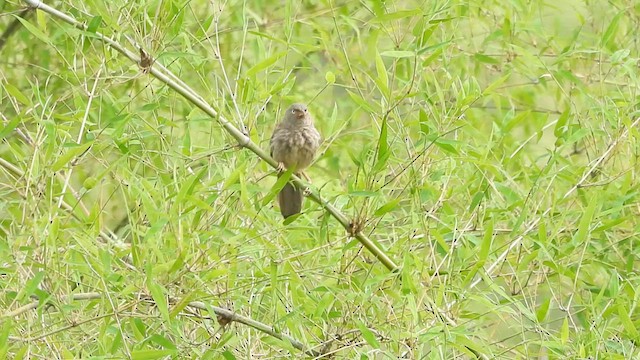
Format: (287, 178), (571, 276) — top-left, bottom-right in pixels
(1, 0), (640, 358)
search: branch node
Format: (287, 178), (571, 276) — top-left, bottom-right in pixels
(139, 47), (154, 73)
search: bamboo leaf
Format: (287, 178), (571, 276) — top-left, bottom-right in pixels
(370, 9), (422, 23)
(51, 141), (95, 172)
(15, 15), (51, 45)
(380, 50), (415, 58)
(246, 51), (286, 76)
(357, 321), (380, 348)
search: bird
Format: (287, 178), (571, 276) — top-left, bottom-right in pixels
(269, 103), (321, 218)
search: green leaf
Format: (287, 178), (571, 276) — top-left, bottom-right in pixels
(0, 116), (21, 139)
(415, 24), (436, 48)
(433, 138), (459, 154)
(131, 349), (176, 360)
(155, 51), (207, 62)
(560, 317), (569, 344)
(149, 334), (177, 350)
(177, 166), (207, 202)
(380, 50), (415, 58)
(146, 279), (169, 322)
(617, 303), (639, 340)
(375, 117), (388, 167)
(565, 128), (590, 145)
(419, 109), (431, 135)
(357, 321), (380, 348)
(611, 48), (630, 63)
(594, 217), (628, 233)
(142, 218), (168, 244)
(16, 271), (44, 301)
(313, 292), (334, 318)
(247, 31), (288, 45)
(349, 190), (379, 197)
(0, 319), (11, 354)
(222, 351), (237, 360)
(474, 53), (499, 64)
(537, 221), (547, 245)
(370, 9), (422, 23)
(468, 189), (485, 211)
(375, 51), (387, 85)
(246, 51), (286, 76)
(478, 219), (493, 264)
(86, 16), (102, 33)
(325, 71), (335, 84)
(555, 70), (584, 88)
(573, 193), (598, 242)
(4, 83), (30, 106)
(429, 17), (455, 24)
(182, 123), (191, 156)
(51, 141), (95, 172)
(601, 11), (623, 49)
(417, 40), (451, 55)
(263, 169), (293, 206)
(268, 74), (296, 95)
(483, 73), (511, 94)
(420, 46), (445, 66)
(374, 51), (389, 98)
(374, 199), (400, 216)
(536, 298), (550, 322)
(502, 16), (511, 38)
(554, 108), (570, 138)
(401, 257), (417, 294)
(131, 319), (146, 340)
(15, 15), (51, 45)
(454, 335), (488, 356)
(347, 90), (378, 113)
(168, 253), (185, 275)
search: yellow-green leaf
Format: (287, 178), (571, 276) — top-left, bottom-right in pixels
(357, 321), (380, 348)
(51, 141), (94, 172)
(347, 90), (378, 113)
(246, 51), (286, 77)
(0, 116), (21, 139)
(263, 168), (293, 206)
(536, 298), (550, 323)
(374, 199), (400, 216)
(618, 303), (639, 340)
(15, 15), (51, 45)
(370, 9), (422, 23)
(560, 317), (569, 344)
(380, 50), (415, 58)
(479, 219), (493, 263)
(325, 71), (335, 84)
(4, 83), (30, 106)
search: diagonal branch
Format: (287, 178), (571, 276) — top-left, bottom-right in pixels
(3, 292), (321, 356)
(22, 0), (398, 271)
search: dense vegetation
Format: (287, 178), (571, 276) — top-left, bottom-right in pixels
(2, 0), (639, 358)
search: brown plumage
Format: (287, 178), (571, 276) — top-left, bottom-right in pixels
(269, 103), (321, 218)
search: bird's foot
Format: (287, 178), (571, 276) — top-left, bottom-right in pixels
(303, 187), (312, 197)
(276, 162), (286, 173)
(299, 171), (311, 182)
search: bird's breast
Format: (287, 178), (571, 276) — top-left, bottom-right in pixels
(271, 126), (320, 170)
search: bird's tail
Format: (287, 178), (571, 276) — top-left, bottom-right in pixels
(278, 182), (303, 218)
